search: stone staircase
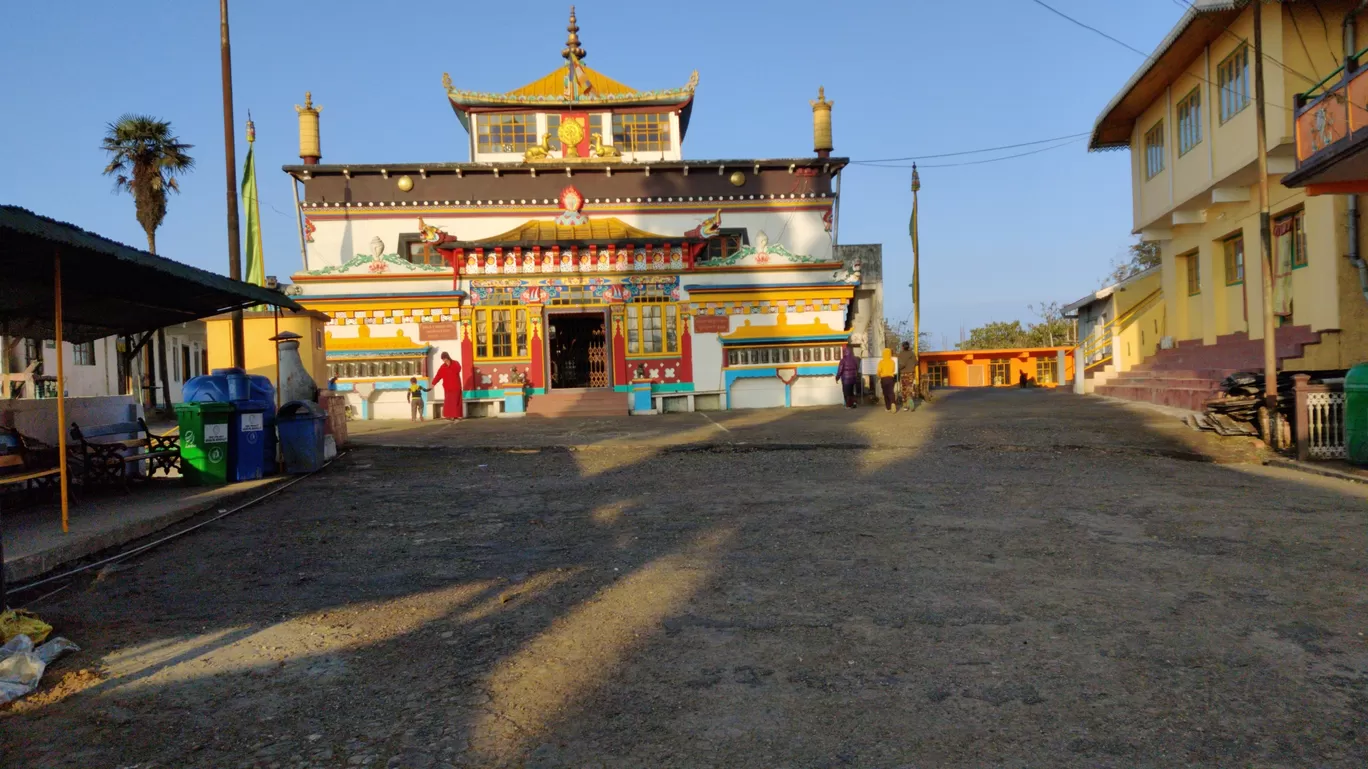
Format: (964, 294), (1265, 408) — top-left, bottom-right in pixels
(1093, 326), (1321, 411)
(525, 389), (626, 418)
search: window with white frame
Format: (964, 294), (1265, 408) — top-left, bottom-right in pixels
(1218, 46), (1250, 122)
(1145, 121), (1165, 179)
(1177, 88), (1201, 155)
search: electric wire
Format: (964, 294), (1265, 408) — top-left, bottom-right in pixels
(851, 132), (1091, 164)
(1030, 0), (1294, 112)
(850, 137), (1086, 169)
(1165, 0), (1322, 85)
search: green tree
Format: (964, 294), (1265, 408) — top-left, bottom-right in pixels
(1025, 301), (1075, 347)
(957, 320), (1029, 350)
(1102, 236), (1161, 287)
(882, 318), (933, 353)
(101, 115), (194, 254)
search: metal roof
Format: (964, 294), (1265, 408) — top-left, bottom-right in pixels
(0, 205), (304, 344)
(1061, 265), (1161, 315)
(1089, 0), (1244, 151)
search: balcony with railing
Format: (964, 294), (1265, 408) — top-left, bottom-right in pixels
(1284, 48), (1368, 192)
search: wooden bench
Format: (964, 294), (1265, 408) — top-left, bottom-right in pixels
(69, 418), (180, 492)
(0, 428), (68, 509)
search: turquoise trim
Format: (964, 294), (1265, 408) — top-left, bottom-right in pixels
(723, 364), (838, 409)
(684, 282), (846, 291)
(332, 382), (355, 392)
(650, 382), (695, 393)
(463, 389), (504, 399)
(613, 384), (630, 393)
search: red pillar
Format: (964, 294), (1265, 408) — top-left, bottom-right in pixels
(610, 304), (628, 386)
(679, 307), (694, 383)
(528, 305), (546, 390)
(459, 307), (476, 392)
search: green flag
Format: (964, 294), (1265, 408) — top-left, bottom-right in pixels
(242, 120), (265, 287)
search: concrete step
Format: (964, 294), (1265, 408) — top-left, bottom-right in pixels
(1106, 376), (1223, 390)
(1094, 383), (1217, 412)
(526, 390), (626, 418)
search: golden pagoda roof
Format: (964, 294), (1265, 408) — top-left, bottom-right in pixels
(473, 217), (680, 245)
(441, 7), (697, 111)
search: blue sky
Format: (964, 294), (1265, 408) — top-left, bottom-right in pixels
(0, 0), (1180, 348)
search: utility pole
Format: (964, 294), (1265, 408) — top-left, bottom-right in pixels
(910, 164), (921, 391)
(1254, 0), (1278, 447)
(220, 0), (246, 369)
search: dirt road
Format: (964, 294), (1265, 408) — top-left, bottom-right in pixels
(3, 390), (1367, 767)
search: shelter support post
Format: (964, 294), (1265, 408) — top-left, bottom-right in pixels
(55, 250), (69, 534)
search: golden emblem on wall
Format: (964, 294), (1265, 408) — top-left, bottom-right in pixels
(558, 117), (586, 158)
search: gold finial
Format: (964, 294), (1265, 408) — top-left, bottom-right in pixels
(294, 91), (321, 116)
(811, 86), (832, 110)
(563, 5), (586, 61)
(246, 111), (255, 144)
(296, 91), (322, 164)
(442, 72), (453, 91)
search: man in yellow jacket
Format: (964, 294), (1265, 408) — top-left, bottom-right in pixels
(876, 348), (897, 412)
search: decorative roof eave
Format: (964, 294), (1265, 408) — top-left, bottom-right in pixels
(283, 157), (850, 177)
(443, 70), (699, 112)
(719, 313), (850, 345)
(1089, 0), (1242, 151)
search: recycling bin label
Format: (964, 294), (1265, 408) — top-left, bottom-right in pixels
(182, 431), (196, 448)
(204, 423), (229, 444)
(209, 446), (226, 463)
(241, 414), (264, 432)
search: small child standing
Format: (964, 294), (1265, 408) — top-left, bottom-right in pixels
(409, 377), (429, 421)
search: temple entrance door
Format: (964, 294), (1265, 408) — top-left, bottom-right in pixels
(547, 312), (609, 390)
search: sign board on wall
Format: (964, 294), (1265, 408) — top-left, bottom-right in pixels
(419, 322), (459, 341)
(693, 315), (731, 334)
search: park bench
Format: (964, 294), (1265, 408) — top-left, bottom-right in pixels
(68, 418), (180, 492)
(0, 427), (67, 511)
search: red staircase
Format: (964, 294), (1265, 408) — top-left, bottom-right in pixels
(525, 389), (627, 418)
(1094, 326), (1321, 411)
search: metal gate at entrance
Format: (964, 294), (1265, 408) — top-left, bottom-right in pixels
(547, 311), (609, 390)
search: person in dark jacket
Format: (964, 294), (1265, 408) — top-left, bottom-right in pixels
(835, 345), (861, 408)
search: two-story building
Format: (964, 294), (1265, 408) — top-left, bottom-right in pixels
(1089, 0), (1368, 408)
(281, 9), (881, 419)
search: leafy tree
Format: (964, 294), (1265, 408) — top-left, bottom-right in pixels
(1026, 301), (1075, 347)
(956, 320), (1029, 350)
(1102, 236), (1161, 287)
(882, 318), (933, 352)
(101, 115), (194, 254)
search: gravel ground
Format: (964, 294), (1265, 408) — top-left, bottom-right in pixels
(3, 389), (1367, 768)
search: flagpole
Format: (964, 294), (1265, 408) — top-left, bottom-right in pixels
(220, 0), (245, 368)
(911, 164), (921, 399)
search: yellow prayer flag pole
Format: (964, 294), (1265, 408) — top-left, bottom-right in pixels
(54, 250), (70, 533)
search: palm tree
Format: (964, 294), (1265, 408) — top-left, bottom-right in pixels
(100, 114), (194, 254)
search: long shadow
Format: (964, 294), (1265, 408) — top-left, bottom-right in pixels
(4, 389), (1368, 767)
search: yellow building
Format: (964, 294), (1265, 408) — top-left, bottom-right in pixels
(205, 309), (330, 390)
(1064, 267), (1163, 392)
(1089, 1), (1368, 408)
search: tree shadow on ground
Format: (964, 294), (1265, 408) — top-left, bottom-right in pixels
(3, 389), (1368, 768)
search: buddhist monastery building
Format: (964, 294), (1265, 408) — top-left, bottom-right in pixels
(282, 9), (881, 418)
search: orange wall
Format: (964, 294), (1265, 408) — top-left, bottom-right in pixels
(919, 349), (1075, 388)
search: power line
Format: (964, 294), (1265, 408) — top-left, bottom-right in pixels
(1030, 0), (1294, 112)
(850, 137), (1086, 169)
(852, 131), (1090, 163)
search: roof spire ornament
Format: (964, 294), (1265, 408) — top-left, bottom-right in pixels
(563, 6), (586, 61)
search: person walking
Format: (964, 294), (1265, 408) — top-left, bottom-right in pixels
(408, 377), (429, 422)
(428, 351), (464, 420)
(836, 344), (861, 408)
(877, 348), (897, 412)
(896, 341), (918, 411)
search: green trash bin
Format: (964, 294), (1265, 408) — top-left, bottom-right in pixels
(1347, 363), (1368, 466)
(175, 402), (234, 486)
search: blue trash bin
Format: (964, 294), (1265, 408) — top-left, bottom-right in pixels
(185, 373), (279, 475)
(277, 400), (327, 474)
(229, 400), (269, 482)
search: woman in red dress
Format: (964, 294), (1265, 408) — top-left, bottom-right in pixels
(428, 351), (464, 420)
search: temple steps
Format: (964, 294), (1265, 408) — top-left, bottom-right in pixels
(525, 389), (626, 418)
